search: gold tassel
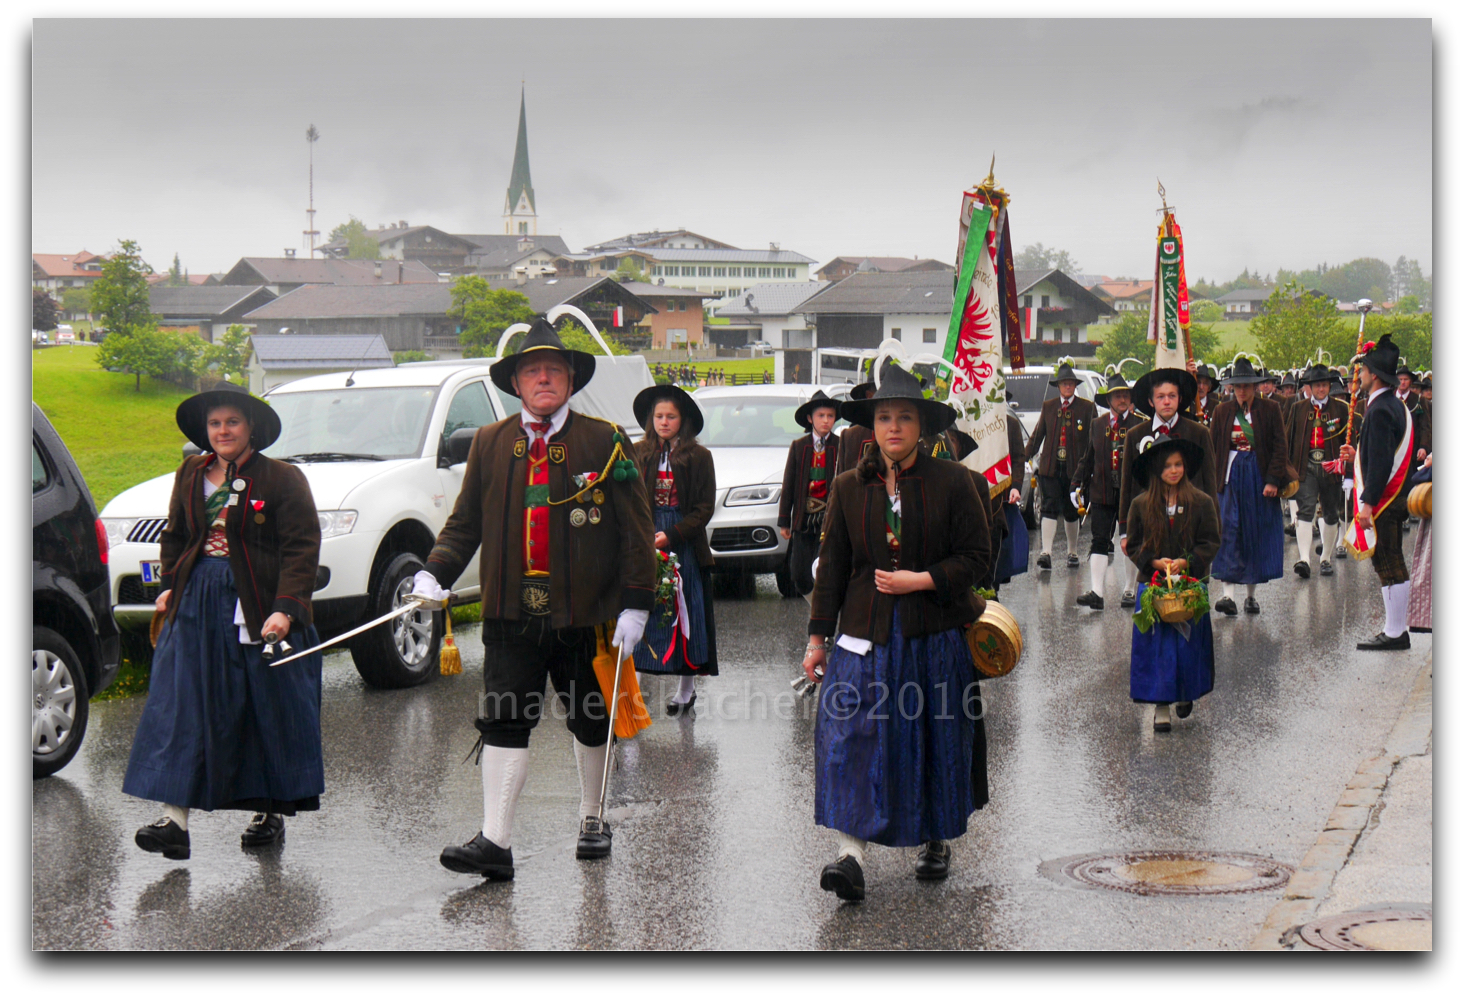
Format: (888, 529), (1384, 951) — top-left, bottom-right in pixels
(439, 603), (462, 675)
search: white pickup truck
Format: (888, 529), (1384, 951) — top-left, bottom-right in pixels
(101, 353), (653, 688)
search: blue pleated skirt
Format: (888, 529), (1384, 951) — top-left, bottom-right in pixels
(814, 606), (982, 847)
(634, 505), (717, 676)
(1212, 450), (1285, 584)
(1129, 582), (1215, 704)
(996, 502), (1030, 583)
(122, 557), (325, 814)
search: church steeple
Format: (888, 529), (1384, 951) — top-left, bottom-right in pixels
(504, 88), (538, 236)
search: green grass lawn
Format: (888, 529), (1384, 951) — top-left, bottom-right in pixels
(649, 356), (774, 386)
(32, 344), (193, 509)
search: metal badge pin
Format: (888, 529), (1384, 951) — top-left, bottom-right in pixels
(587, 507), (602, 525)
(570, 508), (588, 527)
(232, 479), (246, 491)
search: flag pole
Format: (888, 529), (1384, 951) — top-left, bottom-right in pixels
(1344, 299), (1374, 448)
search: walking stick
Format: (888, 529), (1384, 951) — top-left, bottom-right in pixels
(596, 639), (626, 823)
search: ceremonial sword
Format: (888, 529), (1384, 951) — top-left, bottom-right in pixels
(267, 597), (442, 667)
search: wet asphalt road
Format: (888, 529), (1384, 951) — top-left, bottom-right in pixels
(33, 528), (1430, 950)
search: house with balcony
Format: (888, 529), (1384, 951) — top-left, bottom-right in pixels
(814, 256), (952, 282)
(714, 282), (827, 379)
(220, 257), (442, 296)
(1014, 269), (1115, 354)
(1217, 285), (1276, 316)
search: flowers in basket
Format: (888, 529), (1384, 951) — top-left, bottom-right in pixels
(1132, 566), (1211, 634)
(654, 549), (681, 624)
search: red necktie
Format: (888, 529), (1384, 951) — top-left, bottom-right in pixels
(1156, 423), (1171, 437)
(525, 421), (552, 574)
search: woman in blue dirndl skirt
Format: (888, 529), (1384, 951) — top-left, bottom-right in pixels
(630, 385), (718, 715)
(122, 383), (325, 860)
(802, 364), (991, 902)
(1125, 438), (1222, 732)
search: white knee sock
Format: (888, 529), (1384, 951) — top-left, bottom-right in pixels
(672, 675), (696, 704)
(1321, 521), (1339, 560)
(1223, 582), (1237, 602)
(1287, 499), (1299, 524)
(1295, 518), (1314, 564)
(1383, 581), (1412, 638)
(164, 804), (189, 830)
(836, 832), (867, 865)
(480, 745), (529, 848)
(1246, 584), (1257, 601)
(1121, 555), (1137, 594)
(573, 738), (609, 820)
(1089, 553), (1109, 594)
(1041, 518), (1057, 555)
(1065, 519), (1080, 556)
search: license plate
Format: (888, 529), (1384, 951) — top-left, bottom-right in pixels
(140, 560), (163, 584)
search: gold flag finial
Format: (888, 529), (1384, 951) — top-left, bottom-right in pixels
(981, 154), (996, 188)
(1158, 178), (1171, 213)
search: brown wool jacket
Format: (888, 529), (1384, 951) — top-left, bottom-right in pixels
(1073, 408), (1146, 506)
(426, 411), (657, 628)
(809, 452), (990, 646)
(1125, 489), (1222, 580)
(779, 432), (840, 532)
(159, 452), (321, 640)
(1210, 396), (1294, 492)
(632, 437), (717, 568)
(835, 425), (873, 478)
(1117, 416), (1219, 526)
(1285, 396), (1352, 476)
(1025, 395), (1097, 479)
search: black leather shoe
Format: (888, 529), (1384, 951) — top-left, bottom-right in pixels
(1293, 560), (1311, 579)
(440, 832), (515, 879)
(1120, 591), (1136, 609)
(1036, 553), (1052, 570)
(575, 816), (613, 860)
(915, 840), (951, 881)
(666, 693), (696, 717)
(1067, 553), (1081, 568)
(819, 855), (865, 902)
(1319, 560), (1335, 577)
(1244, 596), (1261, 614)
(1175, 701), (1194, 719)
(1214, 597), (1238, 616)
(1076, 591), (1104, 610)
(1357, 631), (1410, 651)
(240, 812), (285, 848)
(135, 817), (190, 860)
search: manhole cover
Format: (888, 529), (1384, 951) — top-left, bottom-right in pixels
(1048, 850), (1294, 896)
(1299, 908), (1432, 951)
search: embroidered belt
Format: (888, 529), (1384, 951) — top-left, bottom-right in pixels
(804, 496), (828, 515)
(520, 577), (552, 616)
(203, 525), (230, 558)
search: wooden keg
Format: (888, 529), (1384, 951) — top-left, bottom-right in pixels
(1407, 481), (1432, 520)
(967, 600), (1022, 678)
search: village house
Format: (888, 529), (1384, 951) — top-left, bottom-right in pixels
(246, 334), (393, 396)
(1217, 285), (1276, 316)
(1014, 269), (1115, 349)
(148, 285), (277, 343)
(814, 256), (952, 282)
(242, 283), (455, 352)
(1092, 279), (1154, 315)
(219, 257), (442, 297)
(32, 251), (109, 298)
(316, 223), (480, 271)
(714, 282), (828, 381)
(616, 282), (715, 351)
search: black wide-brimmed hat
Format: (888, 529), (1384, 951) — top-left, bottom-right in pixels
(1280, 370), (1298, 389)
(1132, 437), (1207, 487)
(1095, 370), (1133, 404)
(1299, 363), (1333, 385)
(1396, 360), (1417, 381)
(839, 363), (958, 434)
(633, 383), (704, 436)
(1360, 334), (1401, 387)
(1131, 367), (1198, 417)
(175, 381), (281, 453)
(794, 390), (842, 430)
(1193, 363), (1217, 386)
(489, 317), (598, 397)
(1420, 375), (1432, 390)
(848, 380), (876, 401)
(1048, 362), (1081, 386)
(1222, 356), (1269, 386)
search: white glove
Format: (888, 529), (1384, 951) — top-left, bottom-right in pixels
(613, 608), (650, 652)
(411, 570), (451, 605)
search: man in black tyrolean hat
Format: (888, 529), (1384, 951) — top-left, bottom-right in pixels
(1286, 364), (1351, 579)
(1072, 370), (1146, 609)
(415, 317), (658, 878)
(780, 389), (842, 596)
(1025, 362), (1096, 571)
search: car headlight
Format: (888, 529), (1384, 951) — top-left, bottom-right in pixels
(101, 518), (138, 548)
(318, 510), (359, 539)
(725, 485), (781, 507)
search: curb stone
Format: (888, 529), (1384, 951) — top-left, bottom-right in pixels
(1247, 653), (1432, 951)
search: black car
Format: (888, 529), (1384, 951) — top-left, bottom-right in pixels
(33, 402), (120, 778)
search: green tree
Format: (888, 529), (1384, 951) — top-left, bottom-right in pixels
(90, 239), (157, 335)
(328, 216), (381, 259)
(1016, 243), (1081, 274)
(393, 350), (433, 365)
(61, 287), (90, 319)
(613, 258), (648, 283)
(202, 324), (252, 381)
(96, 325), (202, 391)
(1190, 299), (1224, 323)
(33, 288), (59, 332)
(1093, 312), (1223, 377)
(1250, 281), (1347, 369)
(1394, 295), (1420, 315)
(450, 277), (536, 358)
(557, 319), (630, 356)
(168, 252), (185, 286)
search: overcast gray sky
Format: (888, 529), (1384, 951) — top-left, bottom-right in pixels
(31, 18), (1432, 282)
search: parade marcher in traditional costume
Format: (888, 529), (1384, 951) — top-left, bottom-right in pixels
(1338, 335), (1418, 651)
(1126, 438), (1221, 733)
(1286, 364), (1350, 578)
(1258, 368), (1280, 402)
(1419, 373), (1432, 406)
(1074, 370), (1145, 610)
(835, 380), (876, 475)
(1208, 357), (1293, 616)
(631, 384), (718, 715)
(1025, 362), (1096, 570)
(802, 364), (990, 902)
(124, 383), (324, 860)
(1191, 362), (1220, 427)
(1407, 456), (1432, 634)
(780, 390), (841, 596)
(1278, 370), (1300, 414)
(990, 398), (1030, 597)
(1119, 368), (1218, 608)
(1395, 363), (1431, 463)
(416, 318), (657, 878)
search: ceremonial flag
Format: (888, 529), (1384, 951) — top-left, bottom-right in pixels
(1146, 209), (1191, 370)
(943, 177), (1016, 497)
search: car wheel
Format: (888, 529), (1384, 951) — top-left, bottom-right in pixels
(350, 552), (441, 689)
(34, 625), (90, 779)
